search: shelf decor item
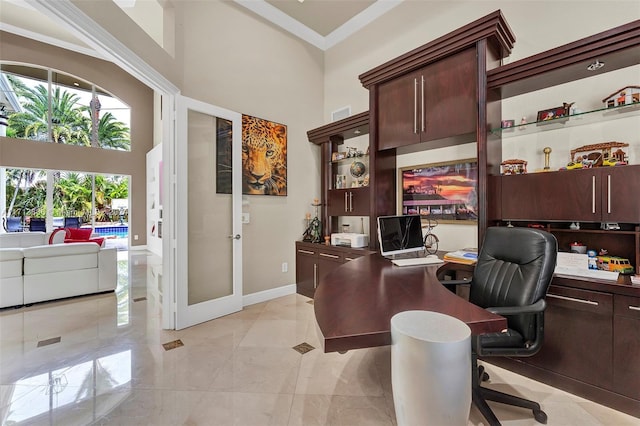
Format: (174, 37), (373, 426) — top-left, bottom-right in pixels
(570, 141), (629, 165)
(543, 147), (552, 170)
(500, 159), (527, 175)
(350, 161), (366, 178)
(602, 86), (640, 108)
(536, 102), (574, 123)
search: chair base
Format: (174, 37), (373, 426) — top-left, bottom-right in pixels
(473, 358), (547, 426)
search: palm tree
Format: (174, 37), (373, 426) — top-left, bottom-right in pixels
(7, 76), (89, 145)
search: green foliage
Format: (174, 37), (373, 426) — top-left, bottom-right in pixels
(5, 169), (128, 222)
(5, 73), (130, 149)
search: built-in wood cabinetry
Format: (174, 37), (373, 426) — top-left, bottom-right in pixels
(377, 48), (478, 150)
(295, 241), (373, 298)
(501, 165), (640, 223)
(613, 294), (640, 400)
(486, 19), (640, 417)
(327, 187), (370, 216)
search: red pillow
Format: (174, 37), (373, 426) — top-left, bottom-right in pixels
(67, 227), (92, 240)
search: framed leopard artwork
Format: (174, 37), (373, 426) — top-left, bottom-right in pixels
(216, 114), (287, 196)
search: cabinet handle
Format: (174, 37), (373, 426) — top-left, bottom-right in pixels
(320, 253), (340, 259)
(313, 263), (318, 289)
(349, 192), (354, 212)
(607, 174), (611, 214)
(591, 175), (596, 214)
(414, 78), (418, 134)
(547, 293), (599, 306)
(421, 75), (425, 132)
(344, 192), (348, 212)
(298, 249), (315, 255)
(629, 305), (640, 312)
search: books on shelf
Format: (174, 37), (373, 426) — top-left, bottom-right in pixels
(444, 249), (478, 265)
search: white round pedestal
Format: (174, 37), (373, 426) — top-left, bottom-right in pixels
(391, 310), (471, 426)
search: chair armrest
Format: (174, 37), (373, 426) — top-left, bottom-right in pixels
(486, 299), (546, 316)
(438, 279), (471, 287)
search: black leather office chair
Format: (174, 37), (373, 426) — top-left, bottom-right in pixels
(445, 226), (557, 426)
(29, 217), (46, 232)
(3, 216), (23, 232)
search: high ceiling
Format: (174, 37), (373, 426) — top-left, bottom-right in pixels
(265, 0), (376, 36)
(0, 0), (401, 54)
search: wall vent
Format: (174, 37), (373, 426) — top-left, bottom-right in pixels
(331, 106), (351, 122)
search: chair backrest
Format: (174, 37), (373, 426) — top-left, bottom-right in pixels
(29, 217), (46, 232)
(64, 217), (81, 228)
(469, 227), (557, 342)
(4, 217), (23, 232)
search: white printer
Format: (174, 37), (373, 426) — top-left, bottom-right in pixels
(330, 233), (369, 248)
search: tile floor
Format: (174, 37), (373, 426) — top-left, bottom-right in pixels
(1, 250), (638, 425)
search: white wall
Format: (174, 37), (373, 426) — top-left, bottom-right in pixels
(323, 1), (640, 250)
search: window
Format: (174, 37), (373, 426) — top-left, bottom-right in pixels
(0, 63), (131, 151)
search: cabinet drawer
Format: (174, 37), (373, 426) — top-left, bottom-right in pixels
(296, 247), (317, 257)
(614, 294), (640, 319)
(546, 285), (612, 315)
(317, 249), (343, 263)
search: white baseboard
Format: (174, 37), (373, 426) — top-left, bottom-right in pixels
(129, 245), (148, 251)
(243, 283), (296, 307)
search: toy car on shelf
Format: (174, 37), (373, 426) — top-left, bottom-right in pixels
(596, 256), (634, 274)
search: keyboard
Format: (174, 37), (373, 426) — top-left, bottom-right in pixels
(391, 257), (444, 267)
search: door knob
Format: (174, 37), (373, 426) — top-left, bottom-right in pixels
(229, 234), (241, 240)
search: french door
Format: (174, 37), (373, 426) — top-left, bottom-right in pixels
(174, 96), (243, 329)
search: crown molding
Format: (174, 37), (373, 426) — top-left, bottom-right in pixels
(234, 0), (403, 51)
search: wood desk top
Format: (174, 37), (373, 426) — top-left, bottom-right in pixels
(314, 254), (507, 353)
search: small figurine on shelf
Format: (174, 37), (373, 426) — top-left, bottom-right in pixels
(302, 200), (323, 243)
(543, 147), (552, 170)
(500, 159), (527, 175)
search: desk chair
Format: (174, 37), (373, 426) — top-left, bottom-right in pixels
(3, 217), (23, 232)
(444, 226), (557, 426)
(29, 217), (46, 232)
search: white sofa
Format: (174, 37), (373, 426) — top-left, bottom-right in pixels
(0, 231), (65, 248)
(0, 234), (117, 308)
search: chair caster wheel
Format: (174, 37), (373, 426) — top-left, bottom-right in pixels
(533, 409), (547, 424)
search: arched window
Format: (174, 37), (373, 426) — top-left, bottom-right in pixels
(0, 63), (131, 151)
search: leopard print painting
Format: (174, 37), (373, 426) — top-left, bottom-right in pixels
(242, 115), (287, 195)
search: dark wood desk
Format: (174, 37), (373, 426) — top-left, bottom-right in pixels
(314, 254), (507, 353)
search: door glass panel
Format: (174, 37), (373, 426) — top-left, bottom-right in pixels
(187, 110), (232, 305)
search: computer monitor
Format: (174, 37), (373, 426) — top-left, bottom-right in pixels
(377, 214), (424, 257)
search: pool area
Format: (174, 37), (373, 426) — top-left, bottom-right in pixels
(93, 225), (129, 239)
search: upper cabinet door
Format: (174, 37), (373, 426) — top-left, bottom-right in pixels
(377, 69), (422, 150)
(602, 165), (640, 223)
(376, 48), (478, 151)
(422, 48), (477, 143)
(501, 171), (601, 222)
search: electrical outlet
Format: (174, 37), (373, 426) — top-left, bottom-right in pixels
(134, 234), (139, 240)
(281, 262), (288, 273)
(242, 213), (250, 224)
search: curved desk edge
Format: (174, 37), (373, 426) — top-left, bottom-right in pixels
(314, 255), (506, 353)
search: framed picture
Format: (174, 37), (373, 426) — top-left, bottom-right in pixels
(536, 105), (569, 122)
(335, 174), (346, 189)
(216, 115), (288, 196)
(501, 119), (515, 128)
(399, 159), (478, 223)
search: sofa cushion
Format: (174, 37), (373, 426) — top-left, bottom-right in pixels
(0, 248), (24, 261)
(23, 243), (99, 275)
(0, 232), (46, 248)
(66, 227), (92, 240)
(0, 248), (24, 278)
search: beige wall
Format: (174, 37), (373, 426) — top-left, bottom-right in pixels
(177, 1), (324, 295)
(0, 31), (154, 246)
(323, 1), (640, 250)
